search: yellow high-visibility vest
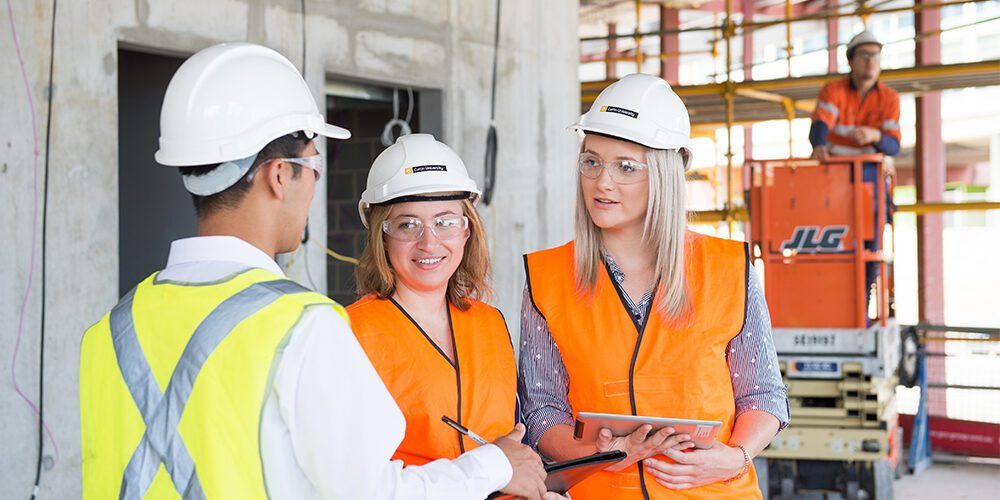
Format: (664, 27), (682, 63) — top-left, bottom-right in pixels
(80, 267), (347, 499)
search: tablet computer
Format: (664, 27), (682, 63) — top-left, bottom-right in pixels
(574, 412), (722, 450)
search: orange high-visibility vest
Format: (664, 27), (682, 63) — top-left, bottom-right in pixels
(524, 232), (759, 499)
(347, 296), (517, 465)
(812, 78), (901, 156)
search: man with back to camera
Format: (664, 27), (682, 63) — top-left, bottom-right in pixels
(79, 42), (551, 499)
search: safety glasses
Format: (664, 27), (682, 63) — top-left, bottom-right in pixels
(246, 154), (326, 183)
(578, 152), (649, 184)
(381, 215), (469, 242)
(281, 154), (325, 179)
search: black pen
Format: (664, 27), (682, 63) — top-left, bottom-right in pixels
(441, 415), (489, 445)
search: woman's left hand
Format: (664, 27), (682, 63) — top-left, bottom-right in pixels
(642, 440), (745, 490)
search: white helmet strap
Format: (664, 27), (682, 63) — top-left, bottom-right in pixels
(181, 153), (258, 196)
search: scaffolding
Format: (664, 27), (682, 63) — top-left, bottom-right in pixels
(579, 0), (1000, 231)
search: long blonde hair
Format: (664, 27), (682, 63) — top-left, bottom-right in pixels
(356, 199), (492, 310)
(574, 140), (690, 320)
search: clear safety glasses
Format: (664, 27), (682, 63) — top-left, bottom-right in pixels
(578, 152), (649, 184)
(281, 154), (325, 179)
(246, 154), (326, 182)
(382, 215), (469, 242)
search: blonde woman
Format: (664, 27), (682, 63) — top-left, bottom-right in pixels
(348, 134), (555, 500)
(519, 74), (789, 499)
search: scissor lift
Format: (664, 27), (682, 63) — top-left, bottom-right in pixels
(748, 155), (902, 499)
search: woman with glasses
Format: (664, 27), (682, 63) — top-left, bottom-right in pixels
(347, 134), (553, 499)
(519, 74), (789, 499)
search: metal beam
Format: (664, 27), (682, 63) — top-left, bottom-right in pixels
(579, 0), (992, 42)
(689, 201), (1000, 222)
(896, 201), (1000, 214)
(734, 88), (813, 112)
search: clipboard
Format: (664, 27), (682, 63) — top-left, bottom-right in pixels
(488, 450), (627, 498)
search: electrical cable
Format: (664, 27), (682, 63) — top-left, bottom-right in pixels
(481, 0), (501, 206)
(299, 222), (320, 290)
(300, 0), (307, 77)
(33, 0), (58, 494)
(310, 238), (359, 265)
(380, 87), (414, 147)
(283, 245), (303, 274)
(5, 0), (60, 497)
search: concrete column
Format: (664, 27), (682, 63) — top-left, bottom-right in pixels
(915, 0), (947, 414)
(659, 7), (679, 83)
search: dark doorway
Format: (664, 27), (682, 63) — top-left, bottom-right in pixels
(324, 83), (441, 305)
(117, 48), (195, 295)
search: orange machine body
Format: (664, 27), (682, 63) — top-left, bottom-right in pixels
(747, 155), (893, 329)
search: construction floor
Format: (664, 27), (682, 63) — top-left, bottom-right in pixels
(893, 458), (1000, 499)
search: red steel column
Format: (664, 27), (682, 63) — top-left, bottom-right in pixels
(659, 6), (679, 84)
(607, 23), (619, 80)
(915, 0), (947, 414)
(827, 0), (838, 73)
(742, 0), (754, 162)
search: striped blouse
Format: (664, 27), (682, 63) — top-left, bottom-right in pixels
(517, 252), (790, 446)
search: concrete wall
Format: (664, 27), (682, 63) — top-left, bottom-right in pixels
(0, 0), (579, 496)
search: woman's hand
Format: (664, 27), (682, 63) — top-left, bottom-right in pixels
(642, 440), (746, 490)
(596, 425), (695, 472)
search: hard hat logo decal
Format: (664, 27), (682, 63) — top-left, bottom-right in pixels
(404, 164), (448, 175)
(599, 105), (639, 119)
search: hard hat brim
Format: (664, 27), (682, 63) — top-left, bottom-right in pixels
(568, 122), (690, 153)
(316, 123), (352, 140)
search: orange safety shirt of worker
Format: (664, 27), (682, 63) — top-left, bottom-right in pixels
(524, 232), (760, 499)
(347, 296), (517, 465)
(812, 78), (901, 155)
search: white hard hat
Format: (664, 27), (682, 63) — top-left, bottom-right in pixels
(154, 42), (350, 168)
(846, 30), (882, 59)
(358, 134), (481, 227)
(570, 73), (693, 170)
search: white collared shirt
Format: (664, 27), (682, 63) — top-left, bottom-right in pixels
(158, 236), (512, 499)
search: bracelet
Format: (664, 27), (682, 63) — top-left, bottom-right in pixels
(723, 444), (751, 484)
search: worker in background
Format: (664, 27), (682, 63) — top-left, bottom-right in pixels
(809, 30), (899, 315)
(809, 30), (901, 160)
(519, 73), (790, 499)
(80, 42), (544, 499)
(348, 133), (559, 499)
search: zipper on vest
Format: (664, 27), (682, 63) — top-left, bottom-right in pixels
(448, 309), (466, 454)
(603, 262), (655, 500)
(388, 298), (466, 453)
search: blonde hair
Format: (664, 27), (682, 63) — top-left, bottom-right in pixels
(356, 199), (492, 310)
(574, 140), (690, 320)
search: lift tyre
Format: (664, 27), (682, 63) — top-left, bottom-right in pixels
(898, 326), (920, 388)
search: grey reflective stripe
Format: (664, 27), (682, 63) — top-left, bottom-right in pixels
(817, 100), (839, 117)
(830, 144), (876, 155)
(110, 279), (313, 499)
(111, 288), (196, 500)
(833, 124), (856, 136)
(882, 119), (900, 130)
